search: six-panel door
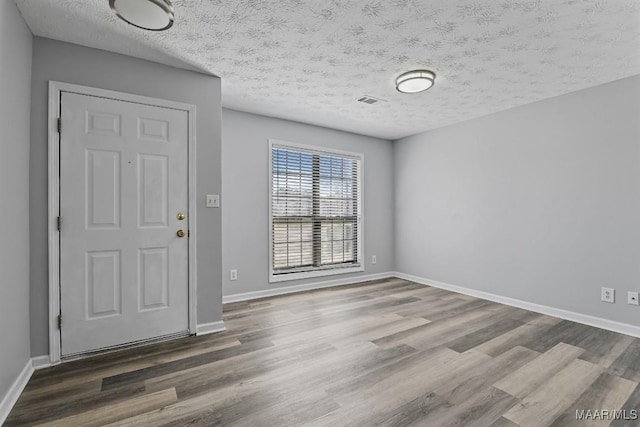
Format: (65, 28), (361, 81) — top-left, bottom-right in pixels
(59, 92), (189, 356)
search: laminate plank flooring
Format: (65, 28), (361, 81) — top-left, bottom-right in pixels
(7, 278), (640, 426)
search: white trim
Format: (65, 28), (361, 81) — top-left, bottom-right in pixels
(186, 96), (198, 335)
(267, 139), (365, 283)
(0, 359), (33, 425)
(48, 82), (61, 365)
(223, 272), (393, 304)
(270, 139), (366, 159)
(31, 355), (52, 370)
(196, 321), (226, 336)
(393, 272), (640, 339)
(48, 81), (198, 364)
(269, 265), (364, 283)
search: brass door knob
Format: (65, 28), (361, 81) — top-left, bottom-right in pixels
(177, 213), (185, 220)
(176, 229), (186, 238)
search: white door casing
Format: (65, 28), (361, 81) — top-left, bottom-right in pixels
(49, 82), (197, 361)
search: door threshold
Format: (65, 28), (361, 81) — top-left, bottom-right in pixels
(61, 331), (191, 362)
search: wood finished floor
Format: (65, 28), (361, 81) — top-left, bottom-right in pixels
(7, 278), (640, 426)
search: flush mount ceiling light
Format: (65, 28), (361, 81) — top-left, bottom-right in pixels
(395, 70), (436, 94)
(109, 0), (174, 31)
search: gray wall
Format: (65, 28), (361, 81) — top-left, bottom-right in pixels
(394, 75), (640, 325)
(222, 109), (394, 297)
(30, 38), (223, 356)
(0, 1), (32, 402)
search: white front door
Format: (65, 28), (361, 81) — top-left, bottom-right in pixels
(59, 92), (189, 356)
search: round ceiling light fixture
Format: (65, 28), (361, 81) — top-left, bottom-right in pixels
(395, 70), (436, 94)
(109, 0), (174, 31)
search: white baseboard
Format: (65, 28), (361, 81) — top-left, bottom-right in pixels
(196, 321), (226, 336)
(31, 355), (52, 370)
(393, 272), (640, 339)
(0, 359), (34, 425)
(223, 272), (395, 304)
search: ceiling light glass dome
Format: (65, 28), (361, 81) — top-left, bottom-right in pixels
(396, 70), (436, 94)
(109, 0), (174, 31)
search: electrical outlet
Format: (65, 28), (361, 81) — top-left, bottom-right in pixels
(371, 255), (377, 265)
(230, 269), (237, 281)
(601, 287), (615, 303)
(628, 291), (639, 306)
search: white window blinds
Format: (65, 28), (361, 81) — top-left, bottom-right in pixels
(270, 141), (362, 278)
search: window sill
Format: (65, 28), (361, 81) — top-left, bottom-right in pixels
(269, 265), (364, 283)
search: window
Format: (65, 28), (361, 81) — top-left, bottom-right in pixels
(269, 140), (363, 282)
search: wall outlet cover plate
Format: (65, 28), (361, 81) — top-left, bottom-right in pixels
(601, 287), (615, 303)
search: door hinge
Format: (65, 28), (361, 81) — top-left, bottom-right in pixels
(188, 230), (190, 237)
(57, 117), (61, 134)
(57, 314), (62, 330)
(57, 216), (61, 232)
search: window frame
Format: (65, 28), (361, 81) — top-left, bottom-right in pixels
(268, 139), (364, 283)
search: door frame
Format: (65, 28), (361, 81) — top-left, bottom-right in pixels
(48, 81), (198, 364)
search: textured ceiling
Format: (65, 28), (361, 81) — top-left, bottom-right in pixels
(16, 0), (640, 140)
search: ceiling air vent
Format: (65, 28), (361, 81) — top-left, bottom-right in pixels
(357, 95), (387, 105)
